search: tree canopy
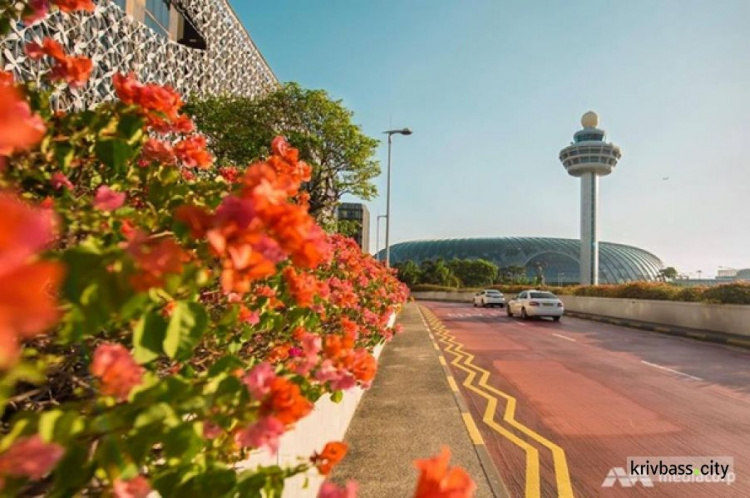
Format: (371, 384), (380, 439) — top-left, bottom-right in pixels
(186, 83), (380, 224)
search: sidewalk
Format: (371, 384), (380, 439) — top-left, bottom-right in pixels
(332, 303), (499, 497)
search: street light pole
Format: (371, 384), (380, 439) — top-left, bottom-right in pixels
(383, 128), (412, 267)
(376, 214), (387, 260)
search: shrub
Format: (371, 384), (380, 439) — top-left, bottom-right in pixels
(702, 283), (750, 305)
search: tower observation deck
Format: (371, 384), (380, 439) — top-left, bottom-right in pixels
(559, 112), (623, 285)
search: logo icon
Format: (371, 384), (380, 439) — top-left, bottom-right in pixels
(602, 467), (654, 488)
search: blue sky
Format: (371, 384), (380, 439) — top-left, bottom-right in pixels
(233, 0), (750, 276)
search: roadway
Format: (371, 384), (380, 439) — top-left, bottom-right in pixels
(421, 301), (750, 497)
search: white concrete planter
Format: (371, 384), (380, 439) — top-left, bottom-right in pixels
(237, 313), (395, 497)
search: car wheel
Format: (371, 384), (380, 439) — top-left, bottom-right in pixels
(482, 300), (486, 308)
(521, 308), (528, 320)
(507, 306), (513, 317)
(553, 316), (560, 322)
(473, 301), (477, 307)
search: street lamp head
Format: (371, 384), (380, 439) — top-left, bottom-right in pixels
(384, 128), (413, 136)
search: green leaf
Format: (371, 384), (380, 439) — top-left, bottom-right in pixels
(163, 302), (208, 360)
(162, 423), (202, 461)
(95, 138), (135, 173)
(54, 143), (75, 170)
(133, 311), (168, 364)
(117, 114), (145, 142)
(53, 442), (94, 495)
(38, 410), (64, 442)
(133, 402), (176, 429)
(330, 390), (344, 404)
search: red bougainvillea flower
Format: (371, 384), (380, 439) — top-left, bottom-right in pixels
(26, 38), (92, 88)
(49, 54), (92, 88)
(238, 305), (260, 325)
(311, 442), (349, 476)
(90, 343), (144, 402)
(23, 0), (50, 25)
(413, 447), (476, 498)
(50, 172), (73, 190)
(124, 234), (189, 291)
(93, 185), (126, 211)
(174, 135), (213, 169)
(139, 138), (174, 167)
(0, 194), (62, 368)
(0, 435), (64, 489)
(318, 480), (358, 498)
(0, 73), (46, 160)
(283, 266), (319, 307)
(347, 349), (378, 386)
(218, 166), (240, 183)
(51, 0), (95, 13)
(234, 416), (285, 455)
(112, 475), (151, 498)
(262, 377), (313, 425)
(113, 73), (189, 133)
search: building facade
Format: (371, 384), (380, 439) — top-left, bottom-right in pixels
(1, 0), (277, 109)
(337, 203), (370, 253)
(379, 237), (664, 285)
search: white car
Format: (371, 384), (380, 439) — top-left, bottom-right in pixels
(507, 290), (564, 321)
(473, 289), (505, 308)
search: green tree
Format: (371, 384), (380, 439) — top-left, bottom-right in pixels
(658, 266), (679, 282)
(394, 260), (422, 288)
(420, 259), (460, 287)
(187, 83), (380, 225)
(447, 259), (499, 288)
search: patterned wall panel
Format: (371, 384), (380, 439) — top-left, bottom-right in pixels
(1, 0), (277, 109)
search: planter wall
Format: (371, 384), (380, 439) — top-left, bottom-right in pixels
(237, 313), (394, 497)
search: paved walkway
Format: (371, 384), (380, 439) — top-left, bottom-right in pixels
(332, 303), (498, 497)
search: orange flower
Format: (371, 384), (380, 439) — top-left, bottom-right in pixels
(311, 442), (348, 476)
(49, 55), (92, 88)
(282, 266), (318, 307)
(113, 73), (187, 133)
(90, 343), (144, 402)
(51, 0), (95, 13)
(174, 135), (213, 169)
(348, 349), (377, 384)
(125, 234), (190, 292)
(0, 435), (64, 487)
(0, 74), (46, 159)
(414, 447), (476, 498)
(0, 194), (62, 368)
(262, 377), (313, 425)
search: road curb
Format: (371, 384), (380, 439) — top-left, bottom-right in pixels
(417, 306), (510, 498)
(565, 311), (750, 350)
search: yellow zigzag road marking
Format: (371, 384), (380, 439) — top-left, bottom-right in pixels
(424, 307), (575, 498)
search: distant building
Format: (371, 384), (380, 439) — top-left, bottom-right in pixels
(337, 203), (370, 252)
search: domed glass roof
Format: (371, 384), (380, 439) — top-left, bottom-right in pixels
(379, 237), (664, 285)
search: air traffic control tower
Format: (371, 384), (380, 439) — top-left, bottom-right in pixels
(559, 112), (623, 285)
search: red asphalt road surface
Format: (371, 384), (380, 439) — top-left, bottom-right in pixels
(425, 301), (750, 498)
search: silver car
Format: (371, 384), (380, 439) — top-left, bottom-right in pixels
(507, 290), (564, 321)
(473, 289), (505, 308)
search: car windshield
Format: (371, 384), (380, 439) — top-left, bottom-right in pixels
(485, 290), (501, 295)
(530, 292), (557, 299)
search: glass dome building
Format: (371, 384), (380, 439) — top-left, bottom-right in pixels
(379, 237), (664, 285)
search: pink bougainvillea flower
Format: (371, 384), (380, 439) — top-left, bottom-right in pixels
(140, 138), (174, 166)
(0, 435), (64, 484)
(113, 475), (152, 498)
(318, 480), (358, 498)
(90, 343), (144, 401)
(234, 416), (285, 455)
(242, 362), (276, 400)
(238, 305), (260, 325)
(50, 172), (73, 190)
(93, 185), (126, 211)
(202, 421), (222, 440)
(414, 447), (476, 498)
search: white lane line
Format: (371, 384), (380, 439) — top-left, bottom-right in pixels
(641, 361), (703, 381)
(553, 333), (576, 342)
